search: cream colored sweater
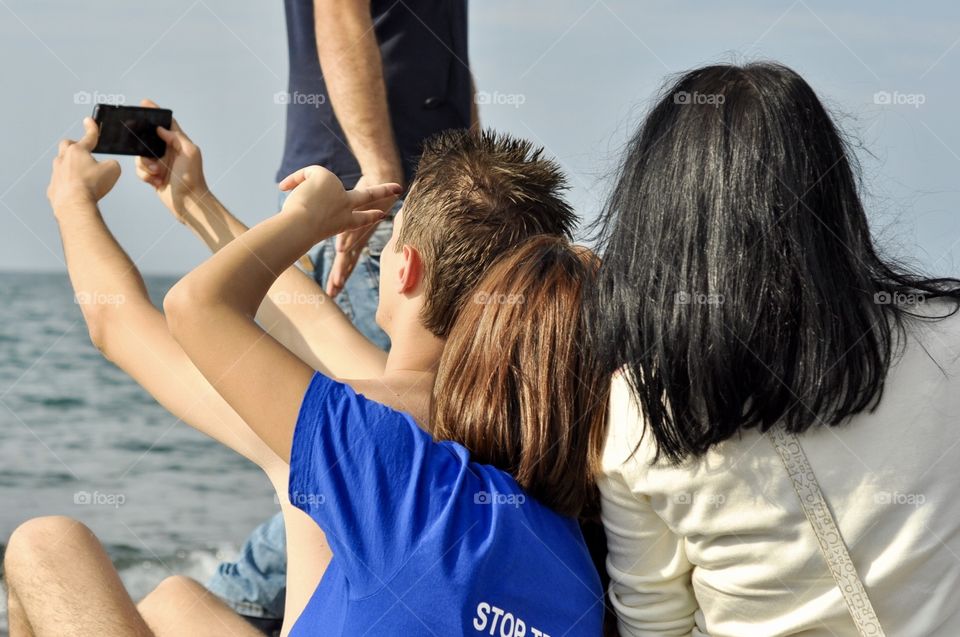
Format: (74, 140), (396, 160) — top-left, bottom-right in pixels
(599, 304), (960, 636)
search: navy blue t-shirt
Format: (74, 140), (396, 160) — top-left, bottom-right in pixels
(279, 0), (472, 188)
(288, 373), (603, 636)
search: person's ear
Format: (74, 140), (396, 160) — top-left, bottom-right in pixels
(397, 244), (424, 294)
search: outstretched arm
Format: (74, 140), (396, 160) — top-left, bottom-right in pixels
(164, 166), (400, 460)
(134, 101), (389, 379)
(47, 118), (284, 475)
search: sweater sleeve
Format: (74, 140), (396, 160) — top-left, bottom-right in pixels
(599, 376), (698, 636)
(600, 464), (697, 636)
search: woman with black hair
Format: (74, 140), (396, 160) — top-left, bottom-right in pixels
(592, 62), (960, 636)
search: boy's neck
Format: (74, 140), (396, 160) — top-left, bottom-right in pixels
(353, 317), (443, 428)
(382, 317), (444, 377)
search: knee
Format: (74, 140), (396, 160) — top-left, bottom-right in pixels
(5, 516), (93, 579)
(138, 575), (205, 617)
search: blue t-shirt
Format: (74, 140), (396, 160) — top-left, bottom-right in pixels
(288, 373), (603, 636)
(279, 0), (472, 188)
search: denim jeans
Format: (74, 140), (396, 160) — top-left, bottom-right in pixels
(205, 192), (396, 625)
(309, 215), (394, 351)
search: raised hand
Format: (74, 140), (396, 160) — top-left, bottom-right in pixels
(48, 117), (121, 212)
(134, 99), (209, 221)
(324, 174), (399, 297)
(278, 165), (401, 242)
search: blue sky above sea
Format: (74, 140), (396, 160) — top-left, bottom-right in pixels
(1, 0), (958, 276)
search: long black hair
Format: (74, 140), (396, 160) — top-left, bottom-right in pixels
(591, 62), (960, 463)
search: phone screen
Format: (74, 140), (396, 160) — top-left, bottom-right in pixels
(91, 104), (173, 159)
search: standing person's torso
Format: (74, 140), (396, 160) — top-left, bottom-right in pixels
(601, 300), (960, 637)
(279, 0), (472, 187)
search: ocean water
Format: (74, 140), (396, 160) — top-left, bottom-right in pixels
(0, 271), (279, 635)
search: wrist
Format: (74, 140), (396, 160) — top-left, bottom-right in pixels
(360, 161), (405, 190)
(181, 188), (215, 218)
(282, 202), (330, 241)
(51, 192), (99, 219)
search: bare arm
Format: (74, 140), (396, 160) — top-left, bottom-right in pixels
(165, 166), (399, 461)
(134, 105), (388, 379)
(312, 0), (410, 297)
(47, 121), (284, 475)
(176, 187), (388, 380)
(313, 0), (403, 186)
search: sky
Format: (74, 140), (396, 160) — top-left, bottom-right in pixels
(1, 0), (958, 276)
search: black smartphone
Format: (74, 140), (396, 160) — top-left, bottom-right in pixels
(91, 104), (172, 159)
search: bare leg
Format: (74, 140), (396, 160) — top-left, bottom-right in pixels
(4, 516), (152, 637)
(6, 581), (34, 637)
(137, 575), (263, 637)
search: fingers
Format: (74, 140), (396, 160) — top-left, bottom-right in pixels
(347, 183), (402, 209)
(350, 209), (389, 229)
(57, 139), (74, 157)
(102, 159), (122, 180)
(169, 117), (190, 140)
(75, 117), (100, 151)
(325, 251), (355, 297)
(336, 223), (378, 253)
(278, 165), (338, 191)
(100, 159), (123, 193)
(141, 99), (190, 142)
(278, 165), (318, 192)
(155, 126), (183, 153)
(135, 156), (165, 188)
(325, 212), (383, 294)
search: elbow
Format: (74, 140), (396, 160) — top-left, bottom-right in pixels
(75, 292), (128, 358)
(81, 302), (112, 355)
(163, 280), (198, 342)
(163, 278), (225, 347)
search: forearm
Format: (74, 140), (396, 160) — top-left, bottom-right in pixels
(165, 211), (321, 460)
(314, 0), (402, 182)
(53, 202), (284, 471)
(55, 201), (152, 343)
(175, 212), (317, 324)
(171, 192), (386, 377)
(179, 191), (245, 253)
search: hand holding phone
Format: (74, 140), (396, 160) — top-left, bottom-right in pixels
(48, 117), (122, 211)
(91, 104), (173, 159)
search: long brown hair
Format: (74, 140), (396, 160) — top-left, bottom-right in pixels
(431, 235), (609, 518)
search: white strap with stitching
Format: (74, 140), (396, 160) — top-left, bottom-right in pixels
(767, 426), (885, 637)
